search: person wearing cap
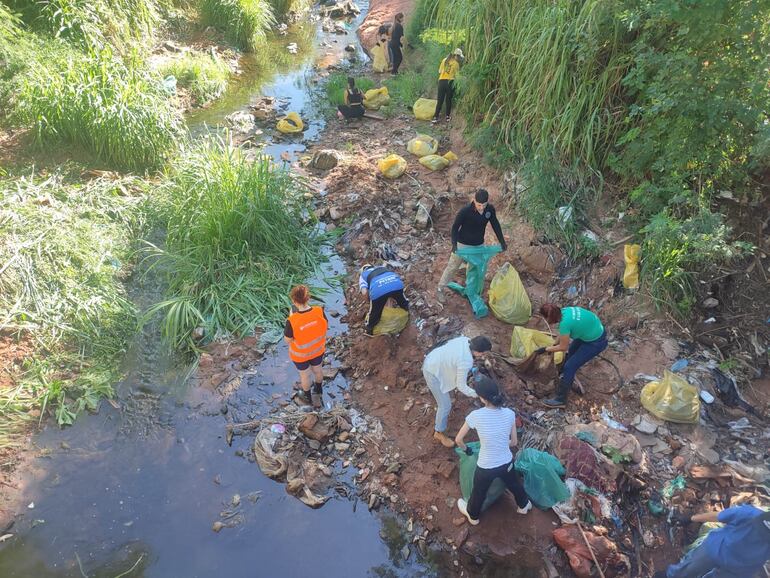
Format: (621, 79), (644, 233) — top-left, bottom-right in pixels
(437, 188), (506, 304)
(432, 48), (464, 124)
(455, 376), (532, 525)
(654, 505), (770, 578)
(359, 264), (409, 335)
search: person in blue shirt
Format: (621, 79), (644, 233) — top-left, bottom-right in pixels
(359, 264), (409, 335)
(654, 505), (770, 578)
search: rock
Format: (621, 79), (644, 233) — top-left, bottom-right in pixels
(329, 206), (344, 221)
(299, 414), (333, 442)
(163, 40), (184, 52)
(519, 245), (559, 283)
(385, 462), (401, 474)
(436, 461), (457, 480)
(338, 431), (350, 442)
(308, 439), (321, 450)
(311, 149), (340, 170)
(633, 414), (659, 435)
(454, 526), (469, 547)
(702, 297), (719, 308)
(226, 110), (256, 133)
(286, 43), (298, 54)
(672, 455), (687, 470)
(452, 517), (465, 526)
(415, 197), (435, 229)
(344, 44), (356, 52)
(212, 521), (225, 532)
(401, 545), (410, 561)
(402, 398), (415, 412)
(383, 473), (398, 485)
(335, 442), (351, 452)
(232, 494), (241, 507)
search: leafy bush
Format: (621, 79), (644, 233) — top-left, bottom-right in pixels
(15, 49), (183, 171)
(641, 209), (751, 316)
(145, 138), (325, 350)
(610, 0), (770, 217)
(159, 51), (231, 106)
(200, 0), (275, 51)
(0, 173), (143, 430)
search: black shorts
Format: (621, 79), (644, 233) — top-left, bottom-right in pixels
(293, 354), (323, 371)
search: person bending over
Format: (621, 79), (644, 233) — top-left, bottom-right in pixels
(359, 264), (409, 335)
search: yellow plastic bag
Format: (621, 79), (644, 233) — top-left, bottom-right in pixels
(372, 307), (409, 336)
(489, 263), (531, 325)
(623, 244), (641, 290)
(510, 327), (564, 364)
(377, 154), (407, 179)
(407, 134), (438, 158)
(413, 98), (437, 120)
(443, 151), (458, 162)
(641, 370), (700, 424)
(363, 87), (390, 110)
(419, 154), (450, 171)
(277, 112), (304, 133)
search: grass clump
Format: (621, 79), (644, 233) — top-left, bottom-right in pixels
(159, 51), (231, 106)
(324, 73), (375, 109)
(0, 172), (144, 434)
(15, 49), (183, 172)
(200, 0), (275, 51)
(146, 138), (325, 350)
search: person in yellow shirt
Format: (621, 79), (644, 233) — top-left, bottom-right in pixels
(432, 48), (464, 124)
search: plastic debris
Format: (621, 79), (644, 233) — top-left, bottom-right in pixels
(372, 306), (408, 335)
(406, 134), (438, 158)
(671, 359), (689, 372)
(699, 390), (715, 404)
(455, 442), (505, 513)
(270, 423), (286, 434)
(640, 370), (700, 424)
(412, 98), (437, 120)
(363, 87), (390, 110)
(600, 408), (628, 432)
(662, 475), (686, 499)
(622, 244), (641, 289)
(514, 449), (570, 509)
(377, 154), (407, 179)
(276, 111), (304, 133)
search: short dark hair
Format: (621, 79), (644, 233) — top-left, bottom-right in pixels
(469, 335), (492, 353)
(395, 12), (404, 21)
(539, 303), (562, 324)
(474, 189), (489, 203)
(474, 375), (504, 406)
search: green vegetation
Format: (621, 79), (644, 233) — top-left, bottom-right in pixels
(145, 138), (324, 350)
(15, 48), (183, 171)
(268, 0), (311, 17)
(159, 51), (231, 106)
(418, 0), (768, 313)
(0, 172), (145, 438)
(324, 73), (375, 107)
(200, 0), (275, 51)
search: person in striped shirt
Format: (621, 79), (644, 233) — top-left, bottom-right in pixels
(455, 376), (532, 524)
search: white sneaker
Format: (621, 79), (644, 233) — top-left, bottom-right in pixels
(457, 498), (479, 525)
(517, 500), (533, 514)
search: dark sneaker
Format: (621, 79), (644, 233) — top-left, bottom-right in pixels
(294, 390), (312, 406)
(543, 397), (566, 408)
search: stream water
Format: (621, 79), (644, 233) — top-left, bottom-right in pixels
(0, 6), (447, 578)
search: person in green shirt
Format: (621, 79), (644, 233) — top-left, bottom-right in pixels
(535, 303), (607, 408)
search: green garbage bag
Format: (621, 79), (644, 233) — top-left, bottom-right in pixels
(447, 245), (502, 318)
(514, 448), (570, 509)
(455, 442), (506, 513)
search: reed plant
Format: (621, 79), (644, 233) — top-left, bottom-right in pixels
(0, 172), (144, 435)
(15, 48), (183, 172)
(159, 51), (231, 106)
(145, 138), (324, 350)
(200, 0), (275, 51)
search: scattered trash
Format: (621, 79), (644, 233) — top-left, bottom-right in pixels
(27, 502), (34, 510)
(640, 370), (700, 424)
(412, 98), (437, 121)
(622, 244), (640, 290)
(565, 422), (642, 464)
(488, 263), (531, 325)
(161, 75), (177, 95)
(270, 423), (286, 434)
(699, 390), (715, 404)
(600, 408), (628, 432)
(727, 417), (751, 430)
(377, 154), (407, 179)
(455, 442), (505, 512)
(566, 285), (578, 299)
(510, 327), (564, 365)
(418, 153), (455, 171)
(557, 205), (573, 226)
(553, 525), (630, 578)
(514, 449), (570, 509)
(647, 498), (664, 516)
(286, 42), (298, 54)
(711, 368), (756, 414)
(662, 475), (686, 499)
(406, 134), (438, 158)
(552, 478), (611, 525)
(671, 359), (689, 372)
(372, 306), (408, 335)
(363, 87), (390, 110)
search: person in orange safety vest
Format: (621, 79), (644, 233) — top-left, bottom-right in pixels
(284, 285), (328, 407)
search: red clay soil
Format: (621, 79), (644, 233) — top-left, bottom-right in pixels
(357, 0), (414, 55)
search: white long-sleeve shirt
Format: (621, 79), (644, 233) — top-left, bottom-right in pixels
(422, 336), (478, 398)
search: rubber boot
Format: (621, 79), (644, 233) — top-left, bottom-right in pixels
(312, 380), (323, 408)
(544, 377), (570, 408)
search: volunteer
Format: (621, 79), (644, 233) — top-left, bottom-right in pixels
(389, 12), (405, 74)
(371, 27), (390, 73)
(655, 505), (770, 578)
(422, 335), (492, 447)
(432, 48), (464, 124)
(455, 376), (532, 525)
(437, 189), (507, 304)
(536, 303), (607, 408)
(337, 77), (365, 120)
(284, 285), (328, 407)
(359, 264), (409, 335)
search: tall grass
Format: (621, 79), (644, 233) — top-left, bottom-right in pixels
(145, 138), (325, 350)
(0, 172), (144, 434)
(324, 73), (375, 108)
(15, 49), (184, 172)
(5, 0), (161, 52)
(200, 0), (275, 51)
(159, 51), (231, 106)
(269, 0), (311, 18)
(434, 0), (631, 168)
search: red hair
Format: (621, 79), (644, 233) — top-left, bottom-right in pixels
(290, 285), (311, 305)
(539, 303), (562, 324)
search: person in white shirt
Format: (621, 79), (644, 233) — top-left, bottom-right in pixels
(455, 376), (532, 524)
(422, 335), (491, 448)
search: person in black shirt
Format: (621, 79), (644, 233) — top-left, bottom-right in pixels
(337, 77), (365, 120)
(389, 13), (405, 74)
(437, 189), (506, 303)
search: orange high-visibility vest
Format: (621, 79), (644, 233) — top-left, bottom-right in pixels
(287, 306), (328, 363)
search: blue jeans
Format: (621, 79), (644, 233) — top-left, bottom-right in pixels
(667, 543), (740, 578)
(423, 367), (451, 432)
(562, 330), (608, 388)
